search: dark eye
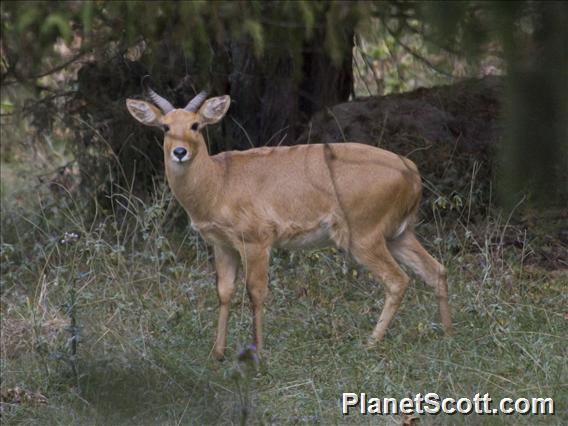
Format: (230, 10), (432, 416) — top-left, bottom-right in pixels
(163, 124), (170, 132)
(191, 122), (199, 131)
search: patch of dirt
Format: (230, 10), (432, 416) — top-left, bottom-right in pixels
(0, 387), (48, 413)
(0, 317), (69, 359)
(516, 208), (568, 270)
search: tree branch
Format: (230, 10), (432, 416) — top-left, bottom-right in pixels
(3, 51), (89, 86)
(383, 20), (454, 78)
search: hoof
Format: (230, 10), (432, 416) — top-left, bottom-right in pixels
(366, 336), (383, 348)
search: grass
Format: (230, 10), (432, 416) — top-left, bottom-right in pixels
(1, 160), (566, 425)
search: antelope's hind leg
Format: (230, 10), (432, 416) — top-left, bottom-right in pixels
(213, 245), (240, 361)
(352, 239), (410, 343)
(387, 231), (453, 335)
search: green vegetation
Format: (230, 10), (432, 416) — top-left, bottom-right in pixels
(1, 154), (566, 424)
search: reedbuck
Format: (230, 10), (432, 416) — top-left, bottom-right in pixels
(127, 86), (452, 360)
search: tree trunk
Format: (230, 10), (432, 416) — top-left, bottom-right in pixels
(220, 22), (354, 152)
(499, 1), (568, 208)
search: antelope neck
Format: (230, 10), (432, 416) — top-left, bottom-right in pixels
(165, 142), (222, 222)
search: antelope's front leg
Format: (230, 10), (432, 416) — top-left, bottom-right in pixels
(213, 245), (240, 361)
(242, 244), (270, 354)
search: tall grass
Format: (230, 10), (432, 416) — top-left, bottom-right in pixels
(1, 161), (566, 425)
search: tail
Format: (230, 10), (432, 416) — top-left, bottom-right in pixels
(392, 159), (422, 239)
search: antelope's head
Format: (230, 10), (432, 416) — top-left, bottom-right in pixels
(126, 84), (230, 166)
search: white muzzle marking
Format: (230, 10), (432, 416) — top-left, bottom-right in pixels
(171, 152), (190, 163)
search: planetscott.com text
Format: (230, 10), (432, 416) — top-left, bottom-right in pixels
(341, 392), (555, 416)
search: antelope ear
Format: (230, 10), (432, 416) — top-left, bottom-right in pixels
(126, 99), (163, 127)
(198, 95), (231, 126)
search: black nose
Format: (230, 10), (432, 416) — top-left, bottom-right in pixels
(173, 147), (187, 160)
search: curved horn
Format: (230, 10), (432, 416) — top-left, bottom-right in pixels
(184, 90), (208, 112)
(142, 76), (174, 113)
